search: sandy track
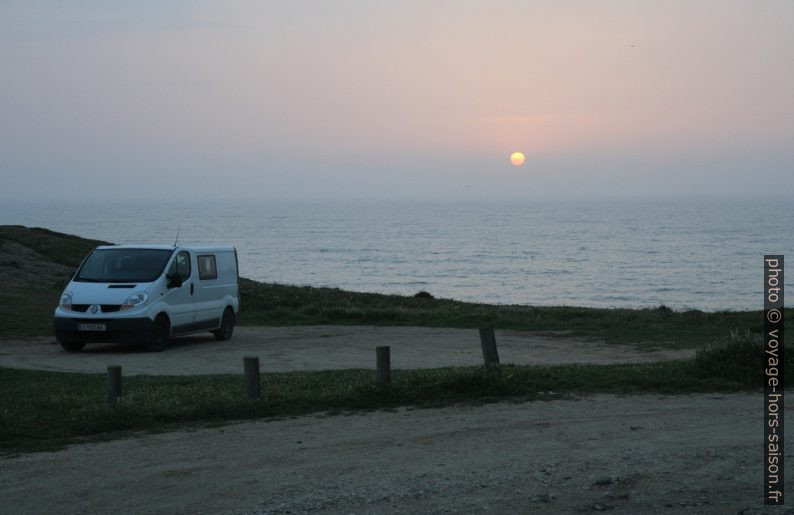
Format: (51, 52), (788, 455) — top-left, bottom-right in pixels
(0, 326), (692, 376)
(0, 393), (784, 514)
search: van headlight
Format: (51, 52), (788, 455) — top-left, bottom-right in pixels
(120, 292), (149, 311)
(60, 291), (73, 311)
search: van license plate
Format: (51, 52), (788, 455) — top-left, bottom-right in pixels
(78, 323), (106, 332)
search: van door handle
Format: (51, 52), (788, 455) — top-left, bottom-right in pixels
(190, 283), (194, 295)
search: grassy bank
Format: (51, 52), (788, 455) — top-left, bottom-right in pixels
(0, 358), (765, 454)
(238, 279), (785, 349)
(0, 225), (108, 268)
(2, 225), (788, 348)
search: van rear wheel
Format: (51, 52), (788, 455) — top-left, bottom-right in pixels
(145, 315), (170, 352)
(213, 308), (235, 341)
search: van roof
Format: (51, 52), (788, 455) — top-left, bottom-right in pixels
(95, 244), (236, 253)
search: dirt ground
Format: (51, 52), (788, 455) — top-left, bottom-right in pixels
(0, 393), (788, 514)
(0, 325), (692, 375)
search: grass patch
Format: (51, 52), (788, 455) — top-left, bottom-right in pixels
(696, 329), (791, 384)
(0, 287), (61, 337)
(0, 359), (763, 454)
(238, 279), (789, 349)
(0, 225), (108, 268)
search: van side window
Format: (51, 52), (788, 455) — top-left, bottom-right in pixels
(168, 251), (191, 279)
(198, 255), (217, 280)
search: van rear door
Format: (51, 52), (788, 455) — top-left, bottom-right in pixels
(194, 252), (223, 326)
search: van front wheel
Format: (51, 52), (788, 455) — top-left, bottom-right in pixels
(59, 340), (86, 352)
(213, 308), (235, 341)
(145, 315), (170, 352)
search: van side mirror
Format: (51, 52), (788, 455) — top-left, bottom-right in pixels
(167, 272), (183, 289)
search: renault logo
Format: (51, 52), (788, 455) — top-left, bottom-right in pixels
(90, 305), (98, 314)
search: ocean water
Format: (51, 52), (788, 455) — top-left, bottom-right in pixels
(1, 198), (791, 311)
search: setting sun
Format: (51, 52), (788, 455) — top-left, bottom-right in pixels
(510, 152), (525, 166)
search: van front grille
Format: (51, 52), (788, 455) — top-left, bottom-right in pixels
(69, 305), (122, 313)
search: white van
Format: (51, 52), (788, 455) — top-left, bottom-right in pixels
(54, 245), (240, 352)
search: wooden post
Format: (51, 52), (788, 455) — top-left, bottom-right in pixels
(244, 356), (261, 400)
(376, 346), (391, 385)
(107, 365), (122, 407)
(479, 327), (500, 367)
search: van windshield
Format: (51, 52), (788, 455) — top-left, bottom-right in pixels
(75, 249), (174, 283)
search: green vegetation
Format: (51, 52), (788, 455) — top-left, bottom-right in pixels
(0, 351), (778, 453)
(0, 288), (62, 337)
(0, 225), (108, 268)
(695, 328), (787, 384)
(1, 224), (790, 349)
(238, 279), (787, 348)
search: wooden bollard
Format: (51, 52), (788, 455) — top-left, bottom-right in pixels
(376, 346), (391, 385)
(243, 356), (261, 400)
(479, 327), (500, 367)
(107, 365), (122, 407)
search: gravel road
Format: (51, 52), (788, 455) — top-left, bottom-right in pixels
(0, 393), (787, 514)
(0, 325), (692, 375)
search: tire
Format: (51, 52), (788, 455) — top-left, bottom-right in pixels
(213, 308), (235, 341)
(145, 315), (170, 352)
(59, 340), (86, 352)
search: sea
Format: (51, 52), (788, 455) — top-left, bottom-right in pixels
(1, 197), (791, 311)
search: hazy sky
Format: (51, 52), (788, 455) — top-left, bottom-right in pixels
(1, 1), (792, 200)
